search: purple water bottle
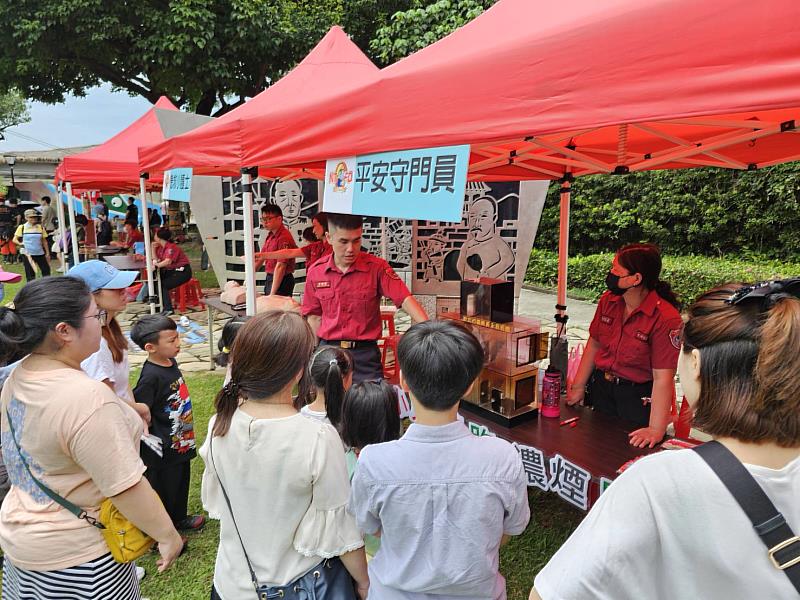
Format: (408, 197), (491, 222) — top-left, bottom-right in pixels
(541, 366), (561, 418)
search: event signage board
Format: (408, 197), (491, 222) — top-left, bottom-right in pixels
(323, 145), (470, 222)
(471, 427), (593, 511)
(162, 167), (193, 202)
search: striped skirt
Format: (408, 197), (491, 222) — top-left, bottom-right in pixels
(2, 553), (141, 600)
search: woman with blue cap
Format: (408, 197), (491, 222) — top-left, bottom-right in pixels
(69, 261), (151, 436)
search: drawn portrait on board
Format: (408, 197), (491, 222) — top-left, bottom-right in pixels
(412, 181), (549, 297)
(218, 177), (320, 288)
(456, 195), (515, 279)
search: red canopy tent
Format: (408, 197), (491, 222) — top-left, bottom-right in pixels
(228, 0), (800, 179)
(56, 97), (211, 192)
(55, 96), (211, 313)
(138, 0), (800, 327)
(138, 26), (380, 314)
(138, 26), (379, 181)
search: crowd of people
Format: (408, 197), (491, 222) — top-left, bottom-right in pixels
(0, 209), (797, 599)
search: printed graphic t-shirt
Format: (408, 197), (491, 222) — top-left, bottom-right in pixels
(133, 359), (196, 468)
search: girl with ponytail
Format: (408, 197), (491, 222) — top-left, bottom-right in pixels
(567, 243), (682, 448)
(303, 346), (354, 428)
(532, 279), (800, 599)
(199, 311), (368, 600)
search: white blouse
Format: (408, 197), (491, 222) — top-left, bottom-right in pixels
(200, 410), (363, 600)
(81, 337), (132, 402)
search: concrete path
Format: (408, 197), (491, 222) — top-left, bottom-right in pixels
(118, 287), (597, 374)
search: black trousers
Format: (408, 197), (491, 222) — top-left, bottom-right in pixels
(22, 254), (50, 281)
(264, 272), (295, 296)
(320, 341), (382, 384)
(586, 370), (653, 428)
(158, 266), (192, 311)
(145, 460), (190, 525)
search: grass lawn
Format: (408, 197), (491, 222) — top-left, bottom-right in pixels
(0, 261), (27, 305)
(135, 371), (583, 600)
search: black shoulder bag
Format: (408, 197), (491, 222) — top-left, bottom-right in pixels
(693, 441), (800, 594)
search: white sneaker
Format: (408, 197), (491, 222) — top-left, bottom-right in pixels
(135, 566), (146, 582)
(56, 266), (66, 273)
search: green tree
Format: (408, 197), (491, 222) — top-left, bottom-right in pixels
(0, 0), (395, 115)
(370, 0), (495, 64)
(0, 90), (31, 138)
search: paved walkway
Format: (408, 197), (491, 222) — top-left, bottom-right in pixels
(118, 288), (597, 373)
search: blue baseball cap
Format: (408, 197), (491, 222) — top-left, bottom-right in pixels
(68, 260), (137, 292)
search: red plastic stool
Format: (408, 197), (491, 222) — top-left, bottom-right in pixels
(380, 334), (402, 384)
(169, 278), (205, 313)
(380, 307), (397, 337)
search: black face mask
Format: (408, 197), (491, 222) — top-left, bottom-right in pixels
(605, 271), (628, 296)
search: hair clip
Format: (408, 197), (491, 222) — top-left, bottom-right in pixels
(329, 359), (338, 367)
(725, 278), (800, 308)
(222, 346), (230, 354)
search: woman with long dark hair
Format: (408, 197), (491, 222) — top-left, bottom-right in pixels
(532, 279), (800, 599)
(567, 243), (682, 448)
(200, 311), (368, 600)
(0, 277), (182, 599)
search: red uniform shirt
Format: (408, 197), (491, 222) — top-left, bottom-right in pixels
(125, 229), (144, 248)
(589, 290), (682, 384)
(301, 240), (332, 268)
(156, 241), (190, 269)
(261, 224), (297, 275)
(302, 252), (411, 341)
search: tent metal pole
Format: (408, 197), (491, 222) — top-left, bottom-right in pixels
(65, 181), (81, 264)
(555, 176), (572, 338)
(381, 217), (388, 261)
(241, 167), (257, 316)
(139, 175), (158, 315)
(54, 181), (67, 272)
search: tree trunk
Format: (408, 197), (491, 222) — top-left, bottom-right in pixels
(195, 90), (218, 116)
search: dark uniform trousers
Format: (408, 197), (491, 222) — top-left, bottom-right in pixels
(586, 369), (653, 428)
(264, 272), (295, 297)
(320, 341), (382, 384)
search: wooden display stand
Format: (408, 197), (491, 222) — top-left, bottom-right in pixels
(441, 312), (549, 426)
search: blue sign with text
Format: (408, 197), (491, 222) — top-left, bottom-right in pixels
(162, 168), (193, 202)
(324, 145), (470, 222)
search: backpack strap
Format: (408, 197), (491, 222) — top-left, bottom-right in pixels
(693, 440), (800, 593)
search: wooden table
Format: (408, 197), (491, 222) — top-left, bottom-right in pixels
(461, 399), (662, 508)
(96, 245), (124, 258)
(105, 254), (147, 272)
(204, 295), (246, 371)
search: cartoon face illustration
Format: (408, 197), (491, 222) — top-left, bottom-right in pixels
(468, 197), (497, 240)
(272, 180), (303, 221)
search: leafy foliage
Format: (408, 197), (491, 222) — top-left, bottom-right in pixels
(370, 0), (495, 63)
(0, 0), (378, 115)
(0, 90), (30, 134)
(536, 163), (800, 261)
(0, 0), (497, 115)
(526, 249), (800, 306)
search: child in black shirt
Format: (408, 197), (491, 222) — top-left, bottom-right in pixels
(131, 315), (205, 531)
